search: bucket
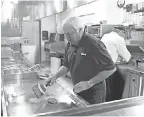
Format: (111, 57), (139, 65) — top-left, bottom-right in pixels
(21, 45), (37, 64)
(50, 57), (61, 75)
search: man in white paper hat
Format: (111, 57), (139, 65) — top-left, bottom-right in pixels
(101, 25), (132, 101)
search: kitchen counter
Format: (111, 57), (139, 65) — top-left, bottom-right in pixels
(1, 47), (87, 117)
(44, 96), (144, 116)
(116, 62), (144, 99)
(2, 44), (144, 116)
(117, 63), (144, 74)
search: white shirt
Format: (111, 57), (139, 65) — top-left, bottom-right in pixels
(101, 32), (131, 63)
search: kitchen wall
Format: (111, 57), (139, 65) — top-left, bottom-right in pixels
(39, 0), (127, 62)
(56, 0), (106, 32)
(41, 15), (56, 61)
(105, 0), (124, 24)
(56, 0), (126, 32)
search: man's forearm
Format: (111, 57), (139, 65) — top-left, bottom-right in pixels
(53, 66), (69, 80)
(89, 68), (116, 85)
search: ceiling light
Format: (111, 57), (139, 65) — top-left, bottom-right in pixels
(67, 0), (75, 9)
(54, 0), (61, 13)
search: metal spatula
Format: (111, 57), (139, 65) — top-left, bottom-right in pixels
(32, 83), (47, 98)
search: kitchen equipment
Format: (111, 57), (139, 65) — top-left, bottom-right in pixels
(32, 81), (51, 98)
(87, 24), (115, 38)
(47, 33), (56, 44)
(42, 31), (48, 40)
(126, 45), (144, 55)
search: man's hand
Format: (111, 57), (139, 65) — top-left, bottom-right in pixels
(73, 81), (93, 93)
(45, 75), (57, 86)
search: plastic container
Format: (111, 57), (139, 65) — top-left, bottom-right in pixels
(50, 57), (61, 75)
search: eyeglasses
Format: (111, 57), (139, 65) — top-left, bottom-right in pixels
(63, 28), (78, 36)
(64, 31), (75, 36)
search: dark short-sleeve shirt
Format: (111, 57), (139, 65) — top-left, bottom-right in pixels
(63, 33), (115, 85)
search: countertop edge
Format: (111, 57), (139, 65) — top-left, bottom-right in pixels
(41, 96), (144, 116)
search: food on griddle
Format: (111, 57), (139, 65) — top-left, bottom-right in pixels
(47, 98), (58, 104)
(29, 98), (41, 103)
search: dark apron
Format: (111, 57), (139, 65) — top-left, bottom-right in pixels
(105, 69), (125, 102)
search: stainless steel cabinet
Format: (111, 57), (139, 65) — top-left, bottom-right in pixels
(119, 68), (144, 98)
(129, 71), (144, 97)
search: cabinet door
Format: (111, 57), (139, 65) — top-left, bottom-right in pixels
(129, 72), (139, 97)
(129, 73), (144, 97)
(139, 75), (144, 96)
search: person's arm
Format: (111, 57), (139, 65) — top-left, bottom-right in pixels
(46, 42), (70, 86)
(45, 66), (69, 86)
(42, 66), (69, 87)
(74, 68), (116, 93)
(52, 66), (69, 80)
(88, 68), (116, 86)
(116, 37), (131, 62)
(88, 37), (116, 83)
(54, 42), (71, 79)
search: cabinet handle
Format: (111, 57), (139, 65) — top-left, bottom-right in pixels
(139, 77), (143, 96)
(132, 77), (136, 97)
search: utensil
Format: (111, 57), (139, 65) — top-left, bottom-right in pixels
(32, 83), (46, 98)
(32, 82), (51, 98)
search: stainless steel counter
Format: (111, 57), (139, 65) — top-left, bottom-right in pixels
(2, 45), (144, 116)
(117, 63), (144, 74)
(2, 75), (77, 116)
(43, 96), (144, 116)
(1, 47), (87, 117)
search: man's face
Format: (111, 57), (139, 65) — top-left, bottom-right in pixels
(118, 29), (127, 39)
(121, 30), (126, 38)
(63, 24), (80, 44)
(120, 30), (132, 39)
